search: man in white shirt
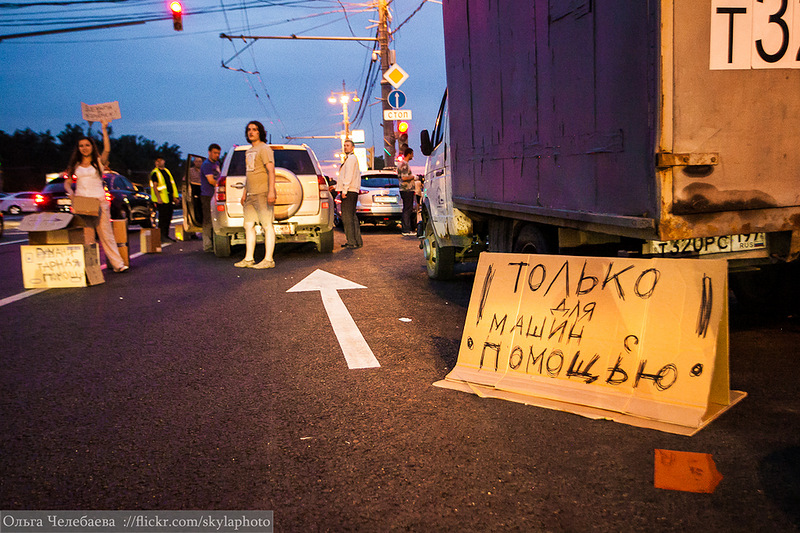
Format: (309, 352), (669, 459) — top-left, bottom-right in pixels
(335, 139), (363, 249)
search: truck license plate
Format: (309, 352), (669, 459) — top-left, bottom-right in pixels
(643, 233), (766, 256)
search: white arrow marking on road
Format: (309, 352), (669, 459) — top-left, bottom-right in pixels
(287, 269), (380, 369)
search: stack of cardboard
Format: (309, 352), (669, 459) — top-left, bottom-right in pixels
(113, 219), (129, 266)
(18, 212), (104, 288)
(140, 228), (162, 253)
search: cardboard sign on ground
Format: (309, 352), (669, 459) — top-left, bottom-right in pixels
(117, 243), (129, 267)
(434, 253), (746, 435)
(112, 219), (128, 244)
(139, 228), (161, 253)
(20, 244), (104, 288)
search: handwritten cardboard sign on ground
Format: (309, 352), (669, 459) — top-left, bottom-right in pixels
(20, 244), (104, 288)
(434, 253), (746, 435)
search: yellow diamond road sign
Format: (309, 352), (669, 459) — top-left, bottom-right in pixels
(384, 63), (409, 89)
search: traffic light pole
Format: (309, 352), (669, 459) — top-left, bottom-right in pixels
(378, 0), (396, 165)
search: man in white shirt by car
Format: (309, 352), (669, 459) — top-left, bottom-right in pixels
(336, 139), (362, 249)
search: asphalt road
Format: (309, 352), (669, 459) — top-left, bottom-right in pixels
(1, 218), (799, 532)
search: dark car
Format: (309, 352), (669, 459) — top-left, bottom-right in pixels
(37, 173), (155, 227)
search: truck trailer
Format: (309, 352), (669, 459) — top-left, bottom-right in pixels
(419, 0), (800, 286)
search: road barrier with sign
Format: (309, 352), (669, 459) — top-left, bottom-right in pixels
(434, 252), (746, 435)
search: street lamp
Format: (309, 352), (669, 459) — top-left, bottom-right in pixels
(328, 81), (360, 142)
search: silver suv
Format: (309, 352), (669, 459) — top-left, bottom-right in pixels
(211, 144), (334, 256)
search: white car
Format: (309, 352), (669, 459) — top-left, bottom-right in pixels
(0, 191), (40, 214)
(333, 169), (402, 227)
(210, 143), (335, 257)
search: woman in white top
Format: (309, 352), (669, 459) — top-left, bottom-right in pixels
(63, 121), (128, 273)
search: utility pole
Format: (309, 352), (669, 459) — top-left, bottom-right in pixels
(378, 0), (396, 164)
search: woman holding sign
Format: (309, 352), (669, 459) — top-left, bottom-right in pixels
(64, 120), (128, 273)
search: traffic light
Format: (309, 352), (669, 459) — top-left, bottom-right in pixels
(396, 121), (409, 148)
(170, 1), (183, 31)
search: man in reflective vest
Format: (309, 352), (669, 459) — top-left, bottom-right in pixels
(150, 156), (179, 242)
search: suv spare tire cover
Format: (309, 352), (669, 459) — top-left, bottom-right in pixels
(273, 168), (303, 220)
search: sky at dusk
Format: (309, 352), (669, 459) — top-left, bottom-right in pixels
(0, 0), (445, 174)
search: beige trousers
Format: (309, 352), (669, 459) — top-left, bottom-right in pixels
(85, 200), (125, 270)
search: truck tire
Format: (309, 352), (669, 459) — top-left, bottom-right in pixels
(317, 229), (334, 253)
(424, 219), (455, 279)
(213, 232), (231, 257)
(513, 224), (555, 254)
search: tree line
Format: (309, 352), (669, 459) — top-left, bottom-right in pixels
(0, 124), (183, 192)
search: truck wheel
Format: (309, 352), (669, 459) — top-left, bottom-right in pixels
(513, 224), (555, 254)
(424, 219), (455, 279)
(317, 229), (334, 253)
(213, 233), (231, 257)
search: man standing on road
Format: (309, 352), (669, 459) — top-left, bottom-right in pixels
(235, 121), (277, 269)
(200, 144), (221, 253)
(336, 139), (362, 249)
(398, 147), (415, 236)
(149, 156), (179, 243)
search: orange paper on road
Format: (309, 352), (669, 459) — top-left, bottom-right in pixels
(654, 449), (723, 493)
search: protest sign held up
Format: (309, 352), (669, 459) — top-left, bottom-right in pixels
(81, 101), (121, 123)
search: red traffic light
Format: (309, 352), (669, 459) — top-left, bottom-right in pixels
(397, 121), (409, 134)
(170, 1), (183, 31)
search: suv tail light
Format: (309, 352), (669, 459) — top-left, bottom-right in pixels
(317, 175), (327, 192)
(216, 176), (227, 203)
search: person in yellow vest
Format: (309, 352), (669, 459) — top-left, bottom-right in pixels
(149, 156), (179, 242)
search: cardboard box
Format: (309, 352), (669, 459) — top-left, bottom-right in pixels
(139, 228), (162, 253)
(112, 219), (128, 244)
(20, 243), (104, 289)
(117, 243), (129, 267)
(20, 213), (95, 247)
(27, 227), (95, 246)
(72, 196), (101, 216)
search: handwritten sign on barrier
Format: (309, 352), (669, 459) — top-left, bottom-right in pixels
(81, 101), (121, 123)
(20, 244), (104, 288)
(434, 253), (746, 435)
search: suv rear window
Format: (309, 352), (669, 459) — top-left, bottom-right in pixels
(226, 148), (317, 177)
(274, 149), (316, 175)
